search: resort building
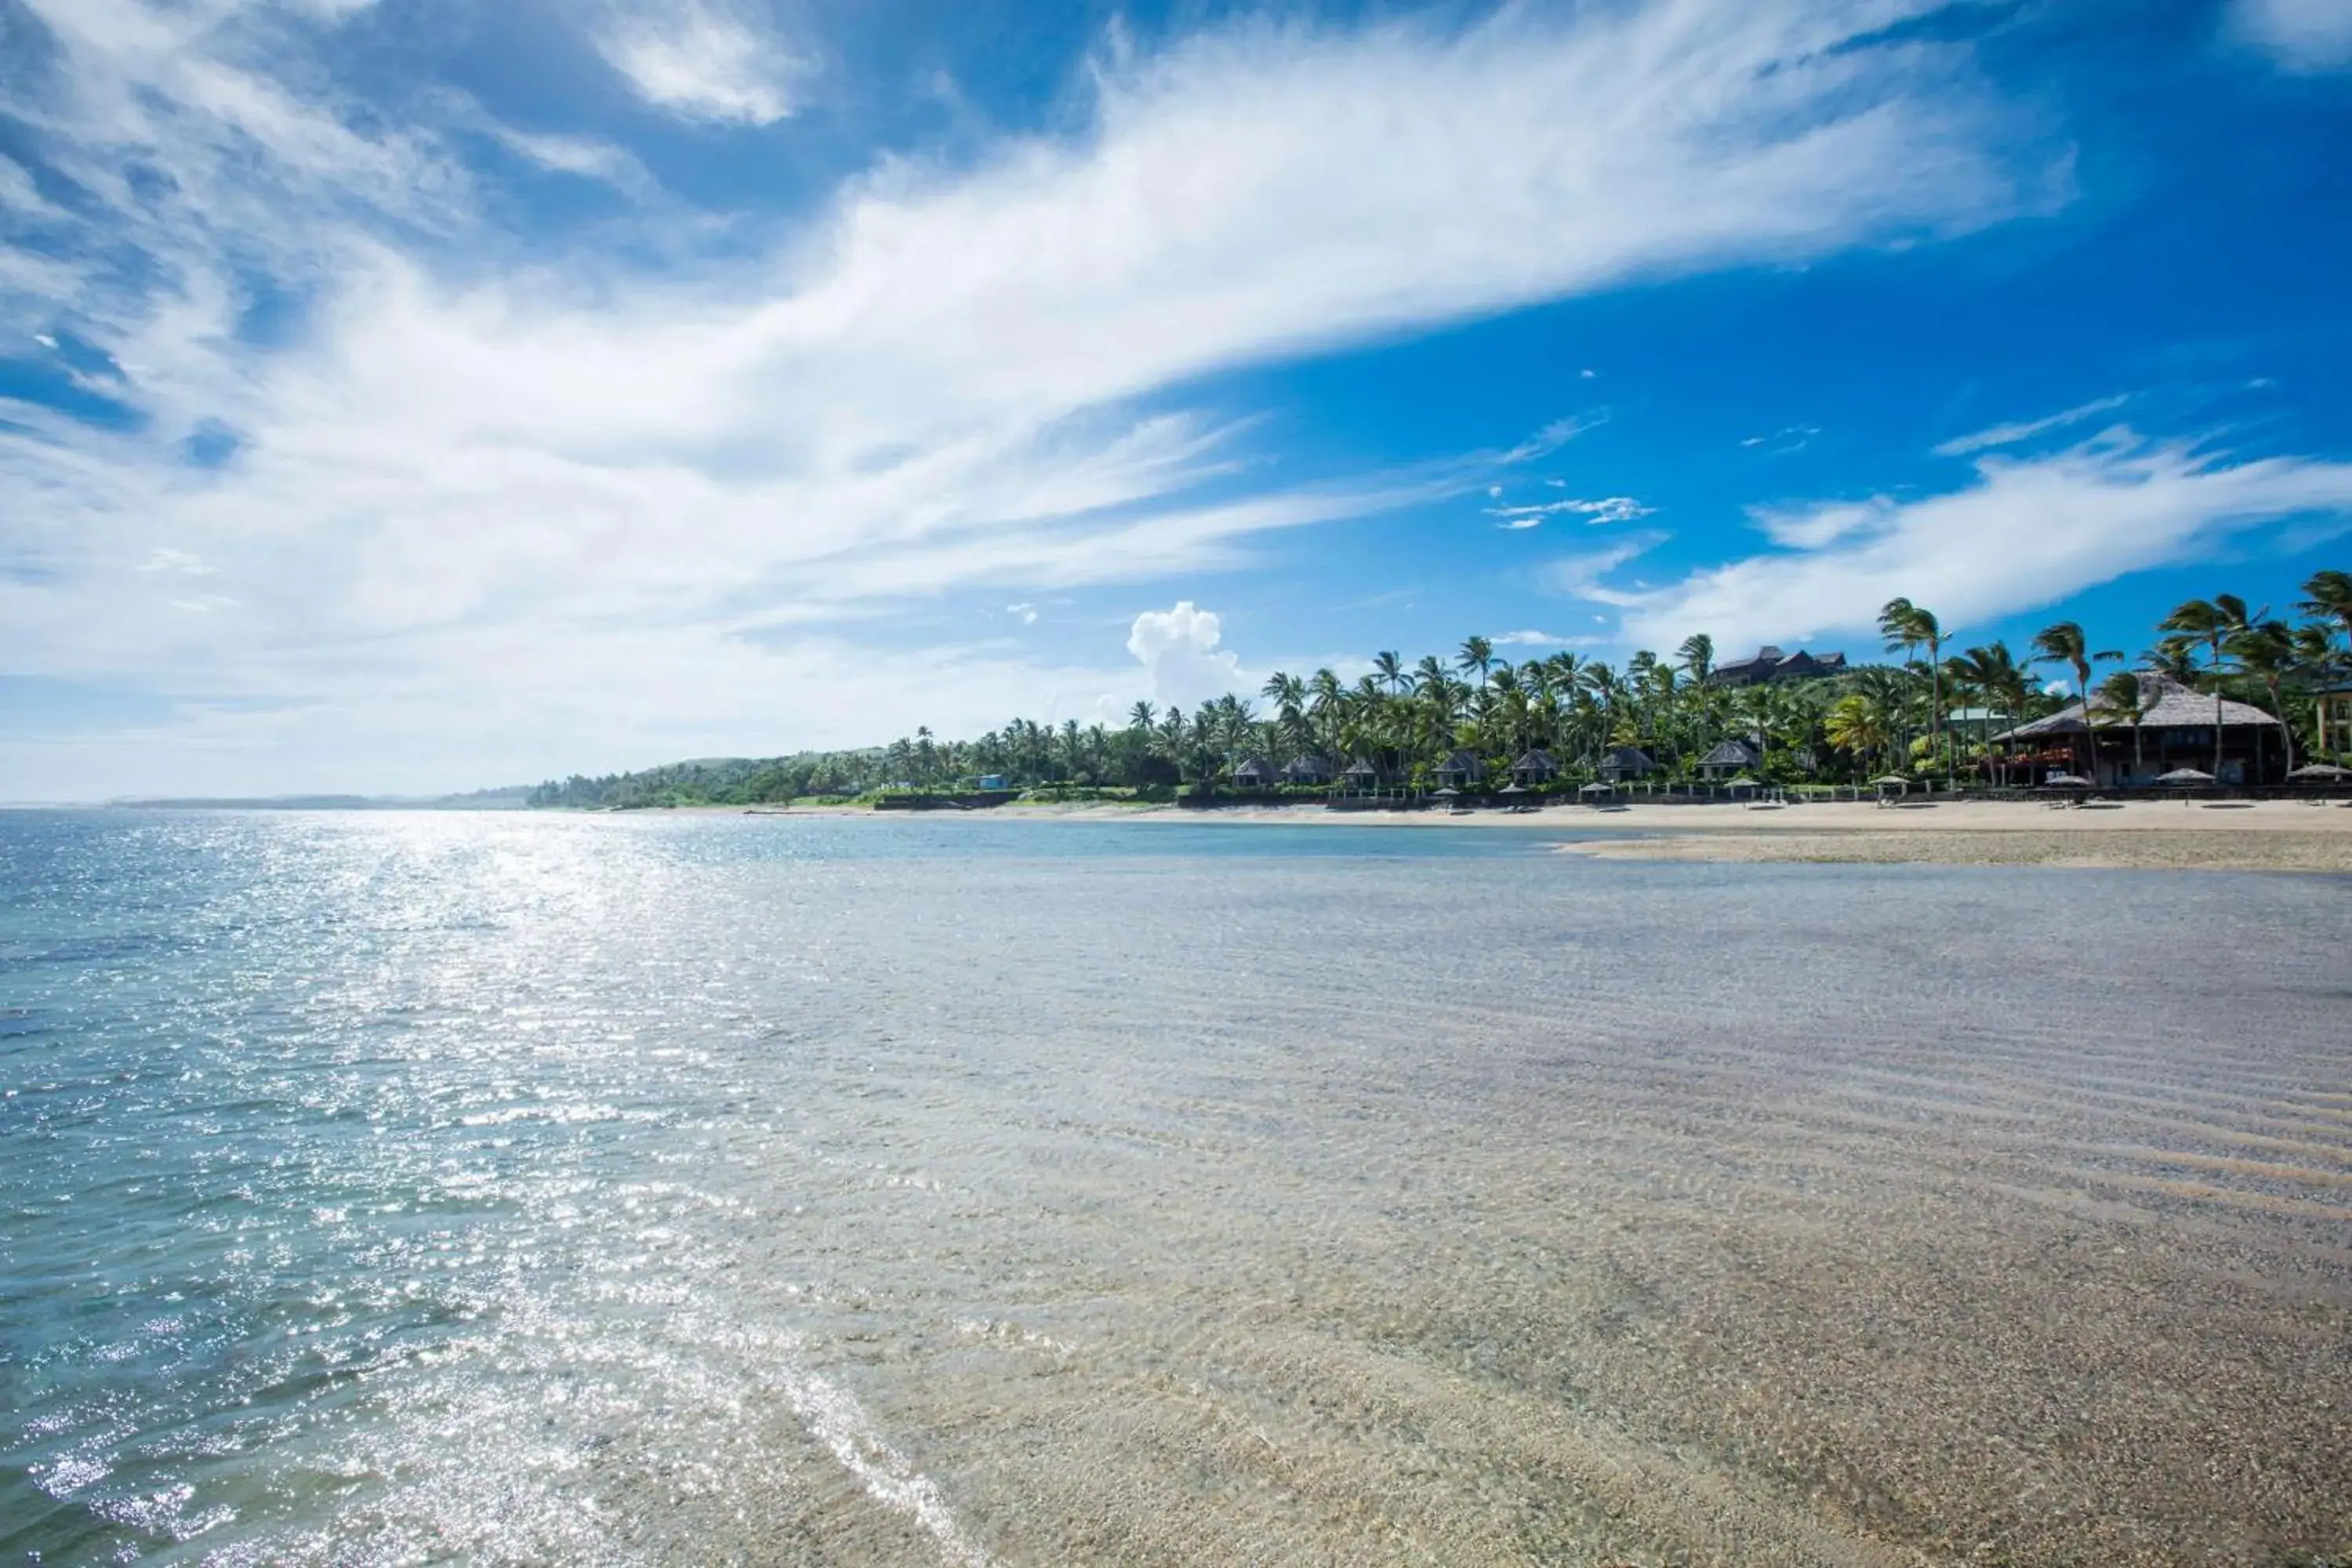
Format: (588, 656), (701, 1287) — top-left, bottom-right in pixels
(1511, 749), (1558, 785)
(1341, 757), (1384, 793)
(1430, 750), (1483, 789)
(1232, 757), (1278, 788)
(2318, 681), (2352, 761)
(1695, 739), (1760, 779)
(1991, 673), (2292, 786)
(1283, 755), (1335, 786)
(1596, 745), (1657, 783)
(1708, 645), (1848, 687)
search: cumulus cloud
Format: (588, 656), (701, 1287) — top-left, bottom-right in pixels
(595, 2), (801, 125)
(0, 0), (2058, 793)
(2230, 0), (2352, 71)
(1614, 430), (2352, 650)
(1126, 602), (1249, 711)
(1006, 602), (1037, 625)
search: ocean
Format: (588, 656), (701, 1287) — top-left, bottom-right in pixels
(3, 809), (2347, 1565)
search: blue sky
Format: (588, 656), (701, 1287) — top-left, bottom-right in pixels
(2, 0), (2350, 798)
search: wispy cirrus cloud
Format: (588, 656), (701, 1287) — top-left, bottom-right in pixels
(2, 0), (2057, 793)
(1487, 495), (1653, 528)
(1931, 394), (2129, 456)
(1610, 430), (2352, 651)
(1541, 533), (1673, 608)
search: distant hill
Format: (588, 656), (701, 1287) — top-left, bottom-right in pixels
(526, 751), (888, 809)
(109, 786), (535, 811)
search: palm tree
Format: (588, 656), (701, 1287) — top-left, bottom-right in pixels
(1578, 662), (1622, 757)
(2225, 619), (2302, 777)
(2158, 596), (2254, 776)
(1372, 650), (1410, 696)
(2027, 620), (2120, 779)
(1947, 643), (2030, 784)
(2095, 670), (2158, 779)
(2298, 569), (2352, 654)
(1457, 636), (1494, 687)
(1675, 633), (1714, 684)
(1824, 693), (1893, 774)
(1879, 598), (1949, 785)
(1733, 684), (1776, 770)
(1127, 700), (1156, 733)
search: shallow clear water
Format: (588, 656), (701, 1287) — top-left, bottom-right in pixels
(2, 810), (2347, 1565)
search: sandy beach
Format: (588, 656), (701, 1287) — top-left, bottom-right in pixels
(753, 797), (2352, 872)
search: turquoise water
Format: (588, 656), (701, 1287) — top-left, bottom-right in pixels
(3, 810), (2348, 1565)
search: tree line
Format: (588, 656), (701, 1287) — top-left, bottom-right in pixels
(528, 570), (2351, 808)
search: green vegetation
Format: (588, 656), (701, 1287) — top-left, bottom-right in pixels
(531, 571), (2352, 808)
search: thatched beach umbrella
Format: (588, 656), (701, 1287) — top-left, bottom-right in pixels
(1578, 780), (1613, 796)
(2288, 762), (2352, 780)
(1723, 774), (1762, 792)
(2042, 773), (2092, 789)
(2154, 767), (2216, 785)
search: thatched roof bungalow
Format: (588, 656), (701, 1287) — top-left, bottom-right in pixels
(1430, 750), (1483, 789)
(1232, 757), (1278, 788)
(1511, 749), (1558, 784)
(1695, 739), (1759, 779)
(1596, 745), (1657, 783)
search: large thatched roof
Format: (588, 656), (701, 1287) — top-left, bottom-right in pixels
(1994, 674), (2281, 740)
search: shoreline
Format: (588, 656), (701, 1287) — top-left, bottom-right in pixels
(730, 797), (2352, 872)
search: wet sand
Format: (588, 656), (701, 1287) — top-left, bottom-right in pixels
(760, 797), (2352, 872)
(1561, 826), (2352, 871)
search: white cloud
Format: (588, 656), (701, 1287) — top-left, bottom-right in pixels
(1543, 533), (1671, 608)
(138, 548), (216, 575)
(1126, 601), (1249, 712)
(2231, 0), (2352, 71)
(1616, 430), (2352, 651)
(1931, 395), (2129, 456)
(1486, 495), (1653, 527)
(1738, 424), (1820, 452)
(485, 123), (658, 197)
(1006, 602), (1037, 625)
(0, 0), (2057, 794)
(1499, 412), (1609, 463)
(1492, 630), (1571, 646)
(596, 2), (800, 125)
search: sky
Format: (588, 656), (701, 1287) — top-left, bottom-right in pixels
(3, 0), (2351, 799)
